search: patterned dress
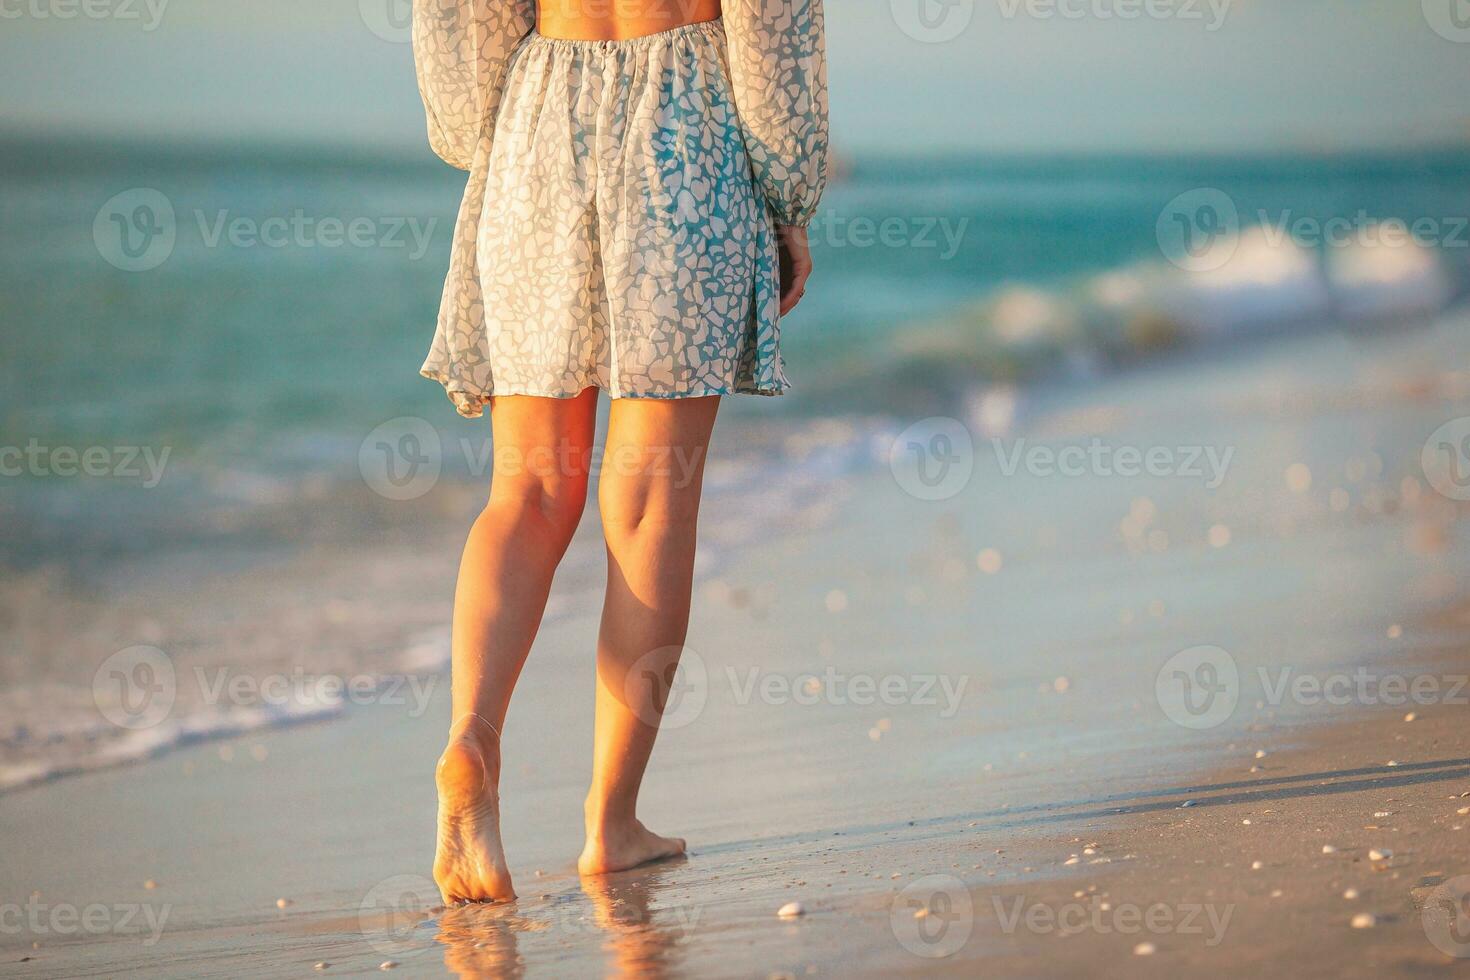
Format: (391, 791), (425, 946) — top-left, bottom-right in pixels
(412, 1), (829, 415)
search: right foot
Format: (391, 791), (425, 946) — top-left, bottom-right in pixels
(578, 817), (686, 876)
(433, 730), (515, 904)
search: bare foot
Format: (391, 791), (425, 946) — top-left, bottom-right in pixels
(433, 729), (515, 904)
(578, 818), (686, 876)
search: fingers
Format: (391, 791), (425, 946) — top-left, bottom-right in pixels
(779, 259), (812, 317)
(776, 224), (813, 318)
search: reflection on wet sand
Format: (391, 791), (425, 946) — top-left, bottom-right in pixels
(434, 859), (694, 978)
(436, 902), (524, 979)
(581, 859), (695, 978)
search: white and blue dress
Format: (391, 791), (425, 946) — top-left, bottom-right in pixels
(412, 2), (829, 415)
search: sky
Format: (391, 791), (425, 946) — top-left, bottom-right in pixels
(3, 0), (1469, 157)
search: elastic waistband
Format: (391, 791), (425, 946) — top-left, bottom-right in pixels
(528, 17), (724, 51)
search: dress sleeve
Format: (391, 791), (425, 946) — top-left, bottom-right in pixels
(723, 0), (830, 226)
(412, 0), (535, 171)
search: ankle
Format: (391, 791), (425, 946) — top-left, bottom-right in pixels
(452, 712), (502, 757)
(583, 797), (637, 837)
(439, 721), (502, 798)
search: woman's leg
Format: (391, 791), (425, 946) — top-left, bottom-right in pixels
(434, 388), (599, 904)
(579, 395), (720, 875)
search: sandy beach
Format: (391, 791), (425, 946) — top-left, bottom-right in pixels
(3, 308), (1469, 977)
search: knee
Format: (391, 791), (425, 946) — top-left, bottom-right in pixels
(598, 483), (699, 546)
(485, 476), (588, 548)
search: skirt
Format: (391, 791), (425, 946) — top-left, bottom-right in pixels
(420, 18), (787, 415)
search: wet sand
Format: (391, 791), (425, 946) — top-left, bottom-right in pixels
(934, 666), (1470, 977)
(3, 314), (1470, 976)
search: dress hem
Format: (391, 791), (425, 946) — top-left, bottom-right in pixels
(419, 367), (788, 419)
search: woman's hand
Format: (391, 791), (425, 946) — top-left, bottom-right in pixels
(777, 225), (813, 317)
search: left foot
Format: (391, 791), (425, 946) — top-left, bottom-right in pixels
(578, 818), (686, 876)
(433, 727), (515, 904)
